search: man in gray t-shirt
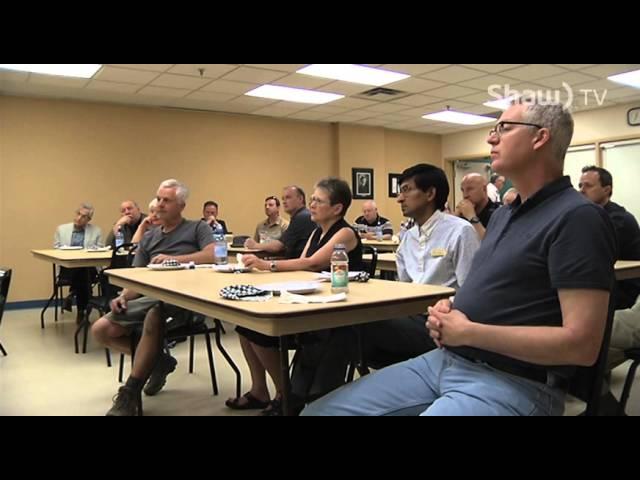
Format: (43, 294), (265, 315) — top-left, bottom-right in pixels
(91, 179), (214, 416)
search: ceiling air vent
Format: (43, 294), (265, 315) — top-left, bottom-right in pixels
(354, 87), (411, 102)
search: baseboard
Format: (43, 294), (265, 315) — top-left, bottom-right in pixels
(6, 299), (52, 311)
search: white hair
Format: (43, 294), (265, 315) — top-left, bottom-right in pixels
(148, 198), (158, 210)
(159, 179), (189, 205)
(77, 203), (95, 219)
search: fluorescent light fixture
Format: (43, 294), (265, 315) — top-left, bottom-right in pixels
(483, 95), (518, 110)
(0, 64), (102, 78)
(297, 64), (410, 86)
(245, 85), (344, 104)
(608, 69), (640, 89)
(422, 110), (496, 125)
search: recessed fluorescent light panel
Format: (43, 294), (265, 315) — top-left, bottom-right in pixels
(422, 110), (496, 125)
(0, 64), (102, 78)
(608, 69), (640, 89)
(483, 95), (518, 110)
(297, 64), (410, 86)
(245, 85), (344, 104)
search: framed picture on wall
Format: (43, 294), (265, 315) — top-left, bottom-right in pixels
(388, 173), (402, 198)
(352, 168), (374, 200)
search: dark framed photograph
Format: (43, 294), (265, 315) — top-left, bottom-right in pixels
(388, 173), (402, 198)
(352, 168), (374, 200)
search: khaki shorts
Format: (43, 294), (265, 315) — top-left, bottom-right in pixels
(105, 296), (190, 329)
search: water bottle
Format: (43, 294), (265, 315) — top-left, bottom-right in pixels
(115, 227), (125, 249)
(213, 224), (228, 265)
(331, 244), (349, 294)
(375, 225), (383, 241)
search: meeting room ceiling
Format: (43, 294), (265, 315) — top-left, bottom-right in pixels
(2, 64), (640, 134)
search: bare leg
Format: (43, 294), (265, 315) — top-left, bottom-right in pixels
(131, 306), (165, 381)
(92, 316), (132, 355)
(253, 344), (283, 399)
(228, 336), (270, 404)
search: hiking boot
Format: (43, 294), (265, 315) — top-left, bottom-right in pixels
(106, 386), (138, 416)
(143, 353), (177, 396)
(63, 294), (74, 312)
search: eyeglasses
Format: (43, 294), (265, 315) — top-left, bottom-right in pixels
(398, 185), (418, 195)
(489, 120), (543, 138)
(309, 197), (330, 206)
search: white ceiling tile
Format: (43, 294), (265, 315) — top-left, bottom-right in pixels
(136, 86), (190, 98)
(253, 104), (308, 117)
(360, 102), (411, 113)
(324, 111), (377, 122)
(569, 78), (625, 91)
(380, 64), (451, 75)
(457, 74), (518, 91)
(184, 91), (238, 102)
(603, 87), (640, 100)
(96, 66), (160, 84)
(457, 91), (498, 104)
(167, 64), (238, 78)
(424, 84), (481, 99)
(355, 118), (392, 126)
(331, 97), (379, 109)
(581, 64), (640, 77)
(389, 94), (442, 107)
(85, 80), (141, 93)
(554, 64), (598, 70)
(224, 96), (278, 108)
(385, 77), (446, 93)
(420, 65), (487, 83)
(373, 113), (417, 122)
(27, 74), (90, 88)
(149, 73), (212, 90)
(464, 104), (502, 115)
(305, 104), (351, 114)
(286, 111), (333, 121)
(108, 64), (174, 72)
(535, 72), (599, 89)
(221, 66), (288, 84)
(460, 64), (524, 73)
(272, 74), (333, 89)
(243, 64), (309, 73)
(499, 64), (569, 81)
(316, 81), (371, 96)
(200, 79), (258, 94)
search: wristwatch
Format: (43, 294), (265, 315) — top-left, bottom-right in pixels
(469, 216), (481, 224)
(270, 260), (277, 272)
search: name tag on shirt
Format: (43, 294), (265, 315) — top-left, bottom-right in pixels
(431, 248), (447, 257)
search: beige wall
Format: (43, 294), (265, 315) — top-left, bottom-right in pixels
(1, 96), (335, 301)
(1, 95), (442, 302)
(338, 125), (442, 233)
(442, 101), (640, 160)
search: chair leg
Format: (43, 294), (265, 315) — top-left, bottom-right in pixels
(189, 335), (195, 374)
(214, 319), (242, 399)
(620, 360), (640, 414)
(118, 354), (125, 383)
(204, 331), (218, 395)
(0, 342), (7, 356)
(105, 348), (112, 367)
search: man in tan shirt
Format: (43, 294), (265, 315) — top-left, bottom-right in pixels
(250, 195), (289, 244)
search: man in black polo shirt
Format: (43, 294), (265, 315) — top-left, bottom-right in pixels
(244, 185), (316, 258)
(579, 165), (640, 310)
(303, 102), (616, 417)
(456, 173), (500, 239)
(354, 200), (393, 240)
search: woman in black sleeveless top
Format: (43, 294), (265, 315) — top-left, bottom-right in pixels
(228, 178), (363, 414)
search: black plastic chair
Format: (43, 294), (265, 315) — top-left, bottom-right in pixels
(362, 245), (378, 278)
(120, 314), (241, 416)
(619, 348), (640, 415)
(0, 268), (12, 356)
(74, 243), (137, 358)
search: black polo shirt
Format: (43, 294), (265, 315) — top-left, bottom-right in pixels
(280, 207), (316, 259)
(476, 199), (500, 228)
(604, 201), (640, 309)
(354, 215), (393, 236)
(450, 176), (616, 380)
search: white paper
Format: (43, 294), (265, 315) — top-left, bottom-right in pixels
(278, 291), (347, 304)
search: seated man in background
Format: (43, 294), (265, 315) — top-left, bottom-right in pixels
(105, 200), (146, 247)
(455, 173), (500, 240)
(361, 164), (480, 370)
(252, 195), (289, 244)
(202, 200), (229, 234)
(54, 203), (103, 323)
(244, 186), (316, 257)
(579, 165), (640, 310)
(487, 174), (506, 203)
(354, 200), (393, 240)
(91, 179), (214, 416)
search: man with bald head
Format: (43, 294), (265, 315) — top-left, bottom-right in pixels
(245, 186), (316, 259)
(106, 200), (146, 247)
(455, 173), (500, 239)
(354, 200), (393, 240)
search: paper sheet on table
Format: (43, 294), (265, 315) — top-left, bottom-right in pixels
(278, 291), (347, 304)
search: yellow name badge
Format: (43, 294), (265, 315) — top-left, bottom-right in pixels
(431, 248), (447, 257)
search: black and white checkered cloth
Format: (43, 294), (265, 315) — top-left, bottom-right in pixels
(162, 259), (181, 267)
(220, 285), (269, 301)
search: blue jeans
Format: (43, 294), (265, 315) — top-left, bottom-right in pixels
(301, 349), (566, 416)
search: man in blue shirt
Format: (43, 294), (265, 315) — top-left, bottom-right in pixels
(303, 102), (616, 416)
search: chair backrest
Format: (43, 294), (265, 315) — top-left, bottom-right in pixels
(108, 242), (138, 270)
(0, 268), (13, 325)
(362, 246), (378, 278)
(569, 280), (616, 416)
